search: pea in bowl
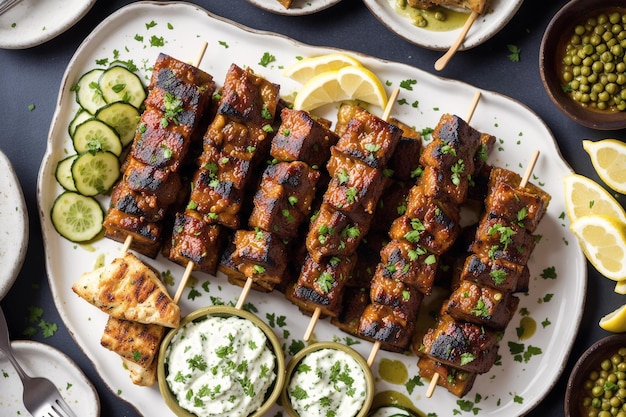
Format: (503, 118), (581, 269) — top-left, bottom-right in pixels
(540, 0), (626, 130)
(565, 334), (626, 417)
(281, 341), (375, 417)
(157, 305), (285, 417)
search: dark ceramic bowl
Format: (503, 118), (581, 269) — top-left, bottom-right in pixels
(565, 334), (626, 417)
(540, 0), (626, 130)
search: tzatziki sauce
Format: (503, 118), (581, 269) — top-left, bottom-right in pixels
(165, 315), (276, 417)
(288, 348), (367, 417)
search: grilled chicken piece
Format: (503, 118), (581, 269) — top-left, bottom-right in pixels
(421, 313), (499, 374)
(357, 303), (414, 352)
(270, 108), (339, 168)
(331, 287), (370, 335)
(445, 280), (519, 330)
(306, 203), (371, 263)
(470, 214), (537, 266)
(389, 214), (453, 256)
(370, 273), (424, 319)
(72, 253), (180, 327)
(378, 239), (438, 294)
(485, 180), (548, 233)
(231, 229), (288, 285)
(420, 114), (481, 171)
(488, 167), (552, 212)
(459, 253), (529, 293)
(100, 316), (165, 386)
(334, 109), (402, 170)
(325, 147), (389, 221)
(287, 254), (356, 318)
(103, 208), (162, 258)
(167, 210), (226, 275)
(416, 356), (477, 398)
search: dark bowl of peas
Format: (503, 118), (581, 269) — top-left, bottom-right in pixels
(565, 334), (626, 417)
(540, 0), (626, 130)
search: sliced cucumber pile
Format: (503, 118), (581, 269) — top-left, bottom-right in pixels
(51, 64), (147, 242)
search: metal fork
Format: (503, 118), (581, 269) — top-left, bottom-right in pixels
(0, 0), (23, 16)
(0, 307), (78, 417)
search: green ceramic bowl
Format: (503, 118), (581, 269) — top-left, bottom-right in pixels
(281, 341), (375, 417)
(157, 305), (285, 417)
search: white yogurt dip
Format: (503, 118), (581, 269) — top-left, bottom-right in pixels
(165, 315), (276, 417)
(287, 348), (367, 417)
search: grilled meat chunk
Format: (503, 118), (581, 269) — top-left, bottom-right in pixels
(459, 254), (529, 293)
(331, 287), (370, 336)
(103, 208), (162, 258)
(421, 313), (499, 374)
(470, 214), (537, 266)
(187, 165), (243, 229)
(72, 252), (180, 327)
(270, 108), (339, 168)
(387, 117), (423, 182)
(485, 180), (548, 233)
(416, 356), (477, 398)
(231, 229), (288, 285)
(370, 273), (424, 318)
(378, 239), (438, 294)
(357, 303), (414, 353)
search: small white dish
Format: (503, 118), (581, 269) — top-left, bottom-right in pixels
(0, 340), (100, 416)
(0, 149), (27, 301)
(0, 0), (97, 49)
(244, 0), (342, 15)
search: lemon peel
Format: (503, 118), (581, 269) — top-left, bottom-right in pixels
(600, 303), (626, 333)
(583, 139), (626, 194)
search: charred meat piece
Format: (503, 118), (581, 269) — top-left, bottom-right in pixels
(287, 254), (356, 318)
(123, 159), (182, 206)
(421, 313), (499, 374)
(445, 280), (519, 330)
(110, 181), (167, 223)
(270, 108), (339, 168)
(168, 211), (226, 275)
(350, 232), (389, 289)
(231, 229), (288, 285)
(470, 214), (537, 266)
(369, 273), (424, 320)
(416, 356), (477, 398)
(306, 203), (371, 263)
(459, 253), (529, 293)
(488, 166), (552, 211)
(378, 239), (438, 294)
(357, 303), (414, 353)
(485, 180), (548, 233)
(331, 287), (370, 336)
(389, 214), (453, 256)
(370, 180), (412, 234)
(103, 208), (162, 258)
(387, 117), (423, 182)
(325, 147), (390, 221)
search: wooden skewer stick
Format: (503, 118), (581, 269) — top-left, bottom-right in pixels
(434, 11), (479, 72)
(302, 87), (401, 343)
(426, 148), (540, 398)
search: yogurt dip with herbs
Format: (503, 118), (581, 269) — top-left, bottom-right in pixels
(164, 315), (276, 417)
(287, 348), (368, 417)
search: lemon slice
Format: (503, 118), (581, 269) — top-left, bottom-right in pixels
(583, 139), (626, 194)
(614, 280), (626, 294)
(600, 303), (626, 332)
(563, 174), (626, 224)
(570, 214), (626, 281)
(283, 53), (363, 84)
(293, 65), (388, 112)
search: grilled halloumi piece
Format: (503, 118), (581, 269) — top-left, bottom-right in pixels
(100, 316), (165, 387)
(72, 253), (180, 328)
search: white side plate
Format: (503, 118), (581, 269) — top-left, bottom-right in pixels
(37, 2), (585, 416)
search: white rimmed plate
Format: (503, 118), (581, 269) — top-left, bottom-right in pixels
(0, 149), (27, 301)
(37, 2), (584, 416)
(245, 0), (342, 15)
(0, 340), (100, 416)
(363, 0), (524, 51)
(0, 0), (97, 49)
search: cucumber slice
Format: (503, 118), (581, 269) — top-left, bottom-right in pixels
(55, 154), (78, 191)
(95, 101), (140, 147)
(99, 65), (147, 109)
(75, 68), (106, 115)
(68, 107), (91, 138)
(51, 191), (104, 242)
(71, 150), (120, 196)
(72, 118), (122, 156)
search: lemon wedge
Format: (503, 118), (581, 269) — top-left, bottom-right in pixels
(583, 139), (626, 194)
(283, 53), (363, 84)
(570, 214), (626, 281)
(293, 65), (388, 112)
(600, 303), (626, 332)
(614, 280), (626, 294)
(563, 174), (626, 224)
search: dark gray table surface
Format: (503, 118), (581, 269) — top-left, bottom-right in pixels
(1, 0), (625, 416)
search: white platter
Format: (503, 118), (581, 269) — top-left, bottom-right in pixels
(0, 148), (28, 301)
(363, 0), (524, 51)
(0, 340), (100, 416)
(245, 0), (342, 15)
(37, 2), (585, 416)
(0, 0), (97, 49)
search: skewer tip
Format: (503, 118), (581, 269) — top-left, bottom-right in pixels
(303, 307), (322, 342)
(235, 277), (254, 310)
(366, 341), (381, 368)
(426, 372), (440, 398)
